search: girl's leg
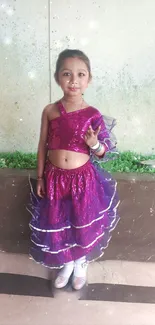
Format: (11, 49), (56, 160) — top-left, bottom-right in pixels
(54, 260), (74, 289)
(72, 256), (88, 290)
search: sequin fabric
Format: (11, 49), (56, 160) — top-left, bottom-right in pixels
(28, 102), (120, 269)
(29, 163), (120, 269)
(47, 101), (117, 158)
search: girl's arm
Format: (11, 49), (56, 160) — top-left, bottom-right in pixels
(85, 124), (106, 158)
(37, 108), (49, 179)
(97, 115), (117, 157)
(85, 113), (117, 161)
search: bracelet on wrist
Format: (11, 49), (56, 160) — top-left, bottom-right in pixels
(91, 142), (103, 154)
(94, 143), (103, 153)
(90, 141), (100, 150)
(37, 177), (43, 181)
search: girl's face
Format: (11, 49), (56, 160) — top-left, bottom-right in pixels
(57, 57), (91, 96)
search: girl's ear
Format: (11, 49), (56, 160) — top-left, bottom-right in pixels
(89, 75), (92, 83)
(54, 73), (59, 85)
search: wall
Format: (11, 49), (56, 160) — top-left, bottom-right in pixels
(0, 0), (49, 152)
(1, 0), (155, 154)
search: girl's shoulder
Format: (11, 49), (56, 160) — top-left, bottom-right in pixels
(43, 102), (60, 121)
(87, 105), (102, 118)
(44, 102), (56, 113)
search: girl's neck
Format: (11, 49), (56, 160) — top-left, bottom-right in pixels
(62, 94), (83, 105)
(62, 95), (84, 112)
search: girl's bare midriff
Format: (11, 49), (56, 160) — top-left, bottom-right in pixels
(48, 149), (90, 169)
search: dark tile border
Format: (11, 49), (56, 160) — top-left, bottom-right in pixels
(1, 273), (155, 304)
(80, 283), (155, 304)
(0, 273), (53, 298)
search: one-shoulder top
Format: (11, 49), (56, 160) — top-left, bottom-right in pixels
(47, 101), (116, 157)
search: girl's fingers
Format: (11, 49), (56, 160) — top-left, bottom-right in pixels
(39, 191), (45, 198)
(89, 125), (94, 132)
(37, 191), (42, 198)
(37, 189), (42, 198)
(85, 131), (90, 137)
(87, 125), (94, 135)
(94, 125), (101, 136)
(85, 125), (99, 140)
(37, 185), (45, 198)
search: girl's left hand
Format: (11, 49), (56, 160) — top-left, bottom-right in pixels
(84, 125), (101, 148)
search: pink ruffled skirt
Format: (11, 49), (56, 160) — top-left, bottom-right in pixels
(29, 160), (120, 269)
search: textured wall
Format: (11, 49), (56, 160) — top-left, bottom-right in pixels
(1, 0), (155, 153)
(0, 0), (49, 152)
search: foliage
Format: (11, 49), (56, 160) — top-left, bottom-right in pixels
(0, 151), (155, 173)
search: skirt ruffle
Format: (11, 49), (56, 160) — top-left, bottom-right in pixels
(28, 160), (120, 269)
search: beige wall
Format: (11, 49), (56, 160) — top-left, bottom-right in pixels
(0, 0), (49, 152)
(1, 0), (155, 154)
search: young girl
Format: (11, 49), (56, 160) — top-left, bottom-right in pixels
(29, 49), (120, 290)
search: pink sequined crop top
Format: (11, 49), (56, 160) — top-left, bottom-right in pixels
(47, 101), (116, 156)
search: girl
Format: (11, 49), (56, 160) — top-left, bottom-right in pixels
(29, 49), (120, 290)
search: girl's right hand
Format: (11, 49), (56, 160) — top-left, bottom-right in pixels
(37, 179), (46, 198)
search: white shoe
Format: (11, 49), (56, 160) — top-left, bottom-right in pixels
(72, 276), (87, 290)
(54, 261), (74, 289)
(72, 257), (88, 290)
(54, 275), (71, 289)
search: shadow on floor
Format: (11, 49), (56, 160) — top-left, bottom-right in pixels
(1, 273), (155, 304)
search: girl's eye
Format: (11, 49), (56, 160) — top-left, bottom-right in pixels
(63, 72), (70, 76)
(79, 73), (85, 77)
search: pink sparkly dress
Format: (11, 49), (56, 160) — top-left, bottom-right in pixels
(29, 101), (120, 269)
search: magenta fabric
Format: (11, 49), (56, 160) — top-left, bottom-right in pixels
(29, 160), (120, 269)
(47, 101), (117, 158)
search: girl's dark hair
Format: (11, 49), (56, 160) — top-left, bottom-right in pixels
(54, 49), (92, 82)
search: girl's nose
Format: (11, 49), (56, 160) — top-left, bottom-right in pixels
(70, 75), (77, 84)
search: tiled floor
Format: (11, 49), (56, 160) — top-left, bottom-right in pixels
(1, 252), (155, 325)
(1, 294), (155, 325)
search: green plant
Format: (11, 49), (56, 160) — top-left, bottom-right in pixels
(102, 151), (155, 173)
(0, 152), (37, 169)
(0, 151), (155, 173)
